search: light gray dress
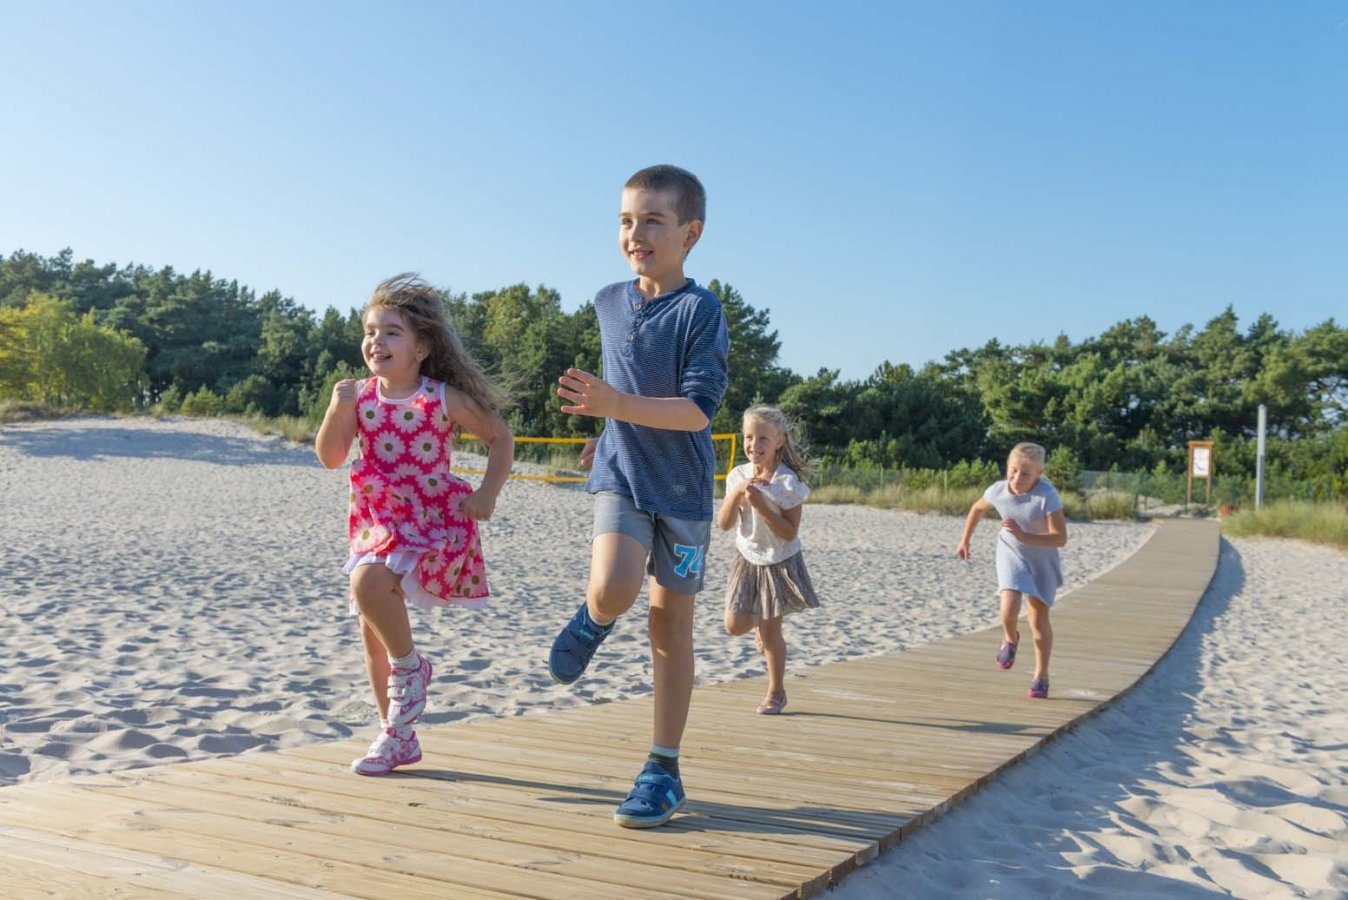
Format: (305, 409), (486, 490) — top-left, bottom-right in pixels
(983, 478), (1063, 606)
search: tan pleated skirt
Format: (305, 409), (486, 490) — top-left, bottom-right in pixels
(724, 549), (821, 620)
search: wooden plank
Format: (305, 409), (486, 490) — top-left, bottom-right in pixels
(0, 791), (510, 899)
(0, 519), (1219, 899)
(85, 770), (830, 898)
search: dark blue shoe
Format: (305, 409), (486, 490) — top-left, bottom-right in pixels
(547, 603), (613, 685)
(614, 761), (686, 828)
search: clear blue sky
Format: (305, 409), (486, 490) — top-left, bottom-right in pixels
(2, 2), (1344, 379)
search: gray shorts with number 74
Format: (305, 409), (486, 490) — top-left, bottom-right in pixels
(591, 491), (711, 595)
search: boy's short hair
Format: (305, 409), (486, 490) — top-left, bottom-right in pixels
(625, 164), (706, 225)
(1009, 442), (1047, 468)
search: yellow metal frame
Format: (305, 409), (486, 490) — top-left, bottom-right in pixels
(452, 433), (738, 484)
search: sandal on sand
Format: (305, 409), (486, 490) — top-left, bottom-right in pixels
(995, 636), (1019, 670)
(756, 694), (787, 715)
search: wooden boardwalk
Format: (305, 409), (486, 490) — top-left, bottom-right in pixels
(0, 520), (1219, 899)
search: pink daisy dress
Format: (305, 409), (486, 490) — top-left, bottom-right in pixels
(342, 376), (489, 612)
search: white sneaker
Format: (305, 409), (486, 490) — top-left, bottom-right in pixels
(387, 653), (433, 727)
(351, 726), (421, 776)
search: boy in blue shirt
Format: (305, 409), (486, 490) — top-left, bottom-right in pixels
(548, 164), (729, 828)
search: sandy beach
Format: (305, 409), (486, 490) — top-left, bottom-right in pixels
(4, 417), (1342, 896)
(829, 536), (1348, 899)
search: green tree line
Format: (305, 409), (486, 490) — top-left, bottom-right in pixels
(2, 248), (1345, 495)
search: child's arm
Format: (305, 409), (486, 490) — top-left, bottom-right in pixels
(1003, 510), (1069, 548)
(314, 379), (359, 469)
(956, 496), (990, 559)
(745, 484), (804, 541)
(716, 480), (750, 531)
(579, 436), (598, 468)
(444, 387), (515, 521)
(557, 368), (708, 430)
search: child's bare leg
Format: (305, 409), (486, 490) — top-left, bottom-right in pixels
(1026, 597), (1052, 680)
(587, 534), (646, 625)
(350, 564), (413, 659)
(724, 609), (759, 636)
(649, 582), (695, 750)
(359, 617), (392, 722)
(758, 616), (787, 700)
(999, 590), (1022, 644)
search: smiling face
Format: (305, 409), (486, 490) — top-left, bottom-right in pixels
(743, 416), (786, 471)
(362, 306), (426, 385)
(1006, 453), (1043, 495)
(619, 187), (702, 287)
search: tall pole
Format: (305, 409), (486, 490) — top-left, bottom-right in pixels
(1256, 404), (1267, 510)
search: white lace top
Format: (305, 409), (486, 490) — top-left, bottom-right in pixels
(726, 463), (810, 565)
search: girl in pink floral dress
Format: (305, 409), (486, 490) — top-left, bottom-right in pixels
(315, 273), (514, 776)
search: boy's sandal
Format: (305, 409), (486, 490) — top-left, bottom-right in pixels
(756, 695), (787, 715)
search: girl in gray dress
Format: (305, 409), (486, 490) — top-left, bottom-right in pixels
(956, 443), (1069, 699)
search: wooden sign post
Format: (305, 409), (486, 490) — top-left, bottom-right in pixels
(1187, 440), (1214, 505)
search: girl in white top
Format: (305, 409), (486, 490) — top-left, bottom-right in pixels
(718, 405), (820, 715)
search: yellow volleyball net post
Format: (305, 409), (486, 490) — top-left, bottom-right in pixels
(453, 433), (738, 484)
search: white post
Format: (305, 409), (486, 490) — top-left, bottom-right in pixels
(1255, 404), (1267, 510)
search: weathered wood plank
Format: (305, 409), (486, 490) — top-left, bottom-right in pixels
(0, 519), (1218, 899)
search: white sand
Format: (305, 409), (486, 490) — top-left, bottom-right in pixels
(829, 536), (1348, 899)
(3, 415), (1144, 784)
(16, 419), (1339, 897)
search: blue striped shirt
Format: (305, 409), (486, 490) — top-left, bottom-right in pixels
(585, 278), (729, 520)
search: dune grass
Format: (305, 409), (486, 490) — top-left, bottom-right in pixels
(230, 413), (318, 444)
(1223, 501), (1348, 550)
(0, 400), (78, 423)
(812, 481), (1139, 521)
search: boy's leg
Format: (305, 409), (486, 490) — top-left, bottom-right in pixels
(613, 512), (706, 828)
(549, 493), (652, 685)
(758, 616), (787, 700)
(1026, 596), (1053, 680)
(649, 581), (696, 749)
(587, 533), (648, 624)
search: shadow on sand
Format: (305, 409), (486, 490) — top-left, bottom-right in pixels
(0, 421), (317, 468)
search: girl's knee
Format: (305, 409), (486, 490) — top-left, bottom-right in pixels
(350, 565), (397, 608)
(1027, 600), (1052, 631)
(724, 613), (756, 636)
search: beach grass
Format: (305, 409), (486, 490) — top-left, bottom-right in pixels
(812, 481), (1139, 522)
(0, 400), (73, 423)
(1062, 490), (1137, 521)
(1223, 501), (1348, 550)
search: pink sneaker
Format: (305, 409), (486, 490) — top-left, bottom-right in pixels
(351, 726), (421, 776)
(1027, 677), (1050, 699)
(387, 653), (433, 727)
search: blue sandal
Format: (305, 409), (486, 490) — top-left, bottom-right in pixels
(614, 761), (685, 828)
